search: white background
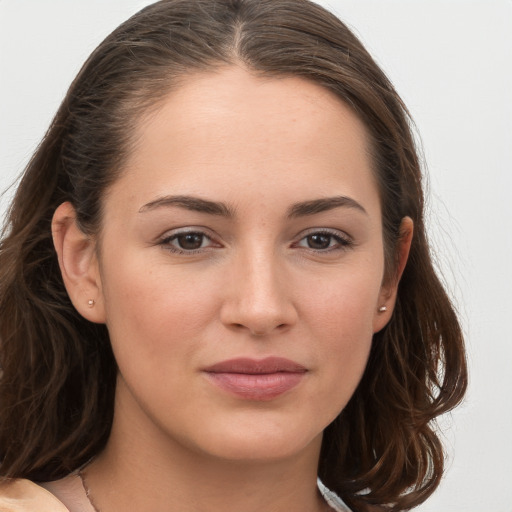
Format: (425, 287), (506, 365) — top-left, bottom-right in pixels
(1, 1), (511, 510)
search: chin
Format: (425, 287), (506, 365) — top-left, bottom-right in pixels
(184, 419), (324, 464)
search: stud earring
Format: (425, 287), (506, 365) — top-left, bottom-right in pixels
(378, 306), (387, 313)
(87, 299), (95, 307)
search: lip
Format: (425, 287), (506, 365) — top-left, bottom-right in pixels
(203, 357), (307, 401)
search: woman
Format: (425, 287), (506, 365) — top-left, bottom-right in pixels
(0, 0), (467, 511)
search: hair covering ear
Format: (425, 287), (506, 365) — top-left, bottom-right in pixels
(395, 217), (414, 282)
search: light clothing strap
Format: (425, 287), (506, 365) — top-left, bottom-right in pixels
(318, 479), (352, 512)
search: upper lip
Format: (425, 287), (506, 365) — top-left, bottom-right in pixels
(203, 357), (307, 374)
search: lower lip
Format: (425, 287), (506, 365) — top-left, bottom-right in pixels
(205, 372), (305, 401)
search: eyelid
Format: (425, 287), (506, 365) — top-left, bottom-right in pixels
(292, 227), (354, 251)
(157, 226), (222, 254)
(155, 226), (354, 255)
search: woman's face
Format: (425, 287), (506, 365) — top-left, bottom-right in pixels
(90, 67), (394, 462)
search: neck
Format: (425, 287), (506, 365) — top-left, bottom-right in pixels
(84, 383), (327, 512)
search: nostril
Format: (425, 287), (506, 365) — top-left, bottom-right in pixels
(220, 291), (298, 336)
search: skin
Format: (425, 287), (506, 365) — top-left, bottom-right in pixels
(52, 66), (412, 512)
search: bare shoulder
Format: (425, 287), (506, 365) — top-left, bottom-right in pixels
(0, 478), (69, 512)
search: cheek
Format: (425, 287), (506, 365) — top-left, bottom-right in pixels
(297, 266), (381, 404)
(301, 263), (382, 339)
(100, 253), (219, 370)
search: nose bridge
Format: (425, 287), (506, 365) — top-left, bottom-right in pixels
(221, 240), (296, 335)
(244, 245), (281, 305)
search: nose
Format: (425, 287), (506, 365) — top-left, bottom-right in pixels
(219, 249), (298, 336)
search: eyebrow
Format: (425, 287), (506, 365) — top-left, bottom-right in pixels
(287, 196), (367, 218)
(139, 195), (235, 217)
(139, 194), (367, 218)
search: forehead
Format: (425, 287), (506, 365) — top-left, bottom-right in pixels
(132, 66), (370, 159)
(109, 66), (379, 219)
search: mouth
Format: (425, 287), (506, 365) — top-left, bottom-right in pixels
(203, 357), (307, 401)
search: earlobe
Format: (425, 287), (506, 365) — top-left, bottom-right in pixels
(373, 216), (414, 333)
(52, 202), (106, 323)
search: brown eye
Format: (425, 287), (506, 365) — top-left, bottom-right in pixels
(306, 234), (332, 249)
(175, 233), (205, 250)
(160, 228), (221, 255)
(295, 230), (352, 252)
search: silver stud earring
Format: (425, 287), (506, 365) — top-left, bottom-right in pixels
(87, 299), (95, 307)
(378, 306), (387, 313)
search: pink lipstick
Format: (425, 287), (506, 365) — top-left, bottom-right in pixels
(203, 357), (307, 401)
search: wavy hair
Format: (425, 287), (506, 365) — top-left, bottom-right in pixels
(0, 1), (467, 510)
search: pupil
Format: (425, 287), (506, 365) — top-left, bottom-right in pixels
(178, 233), (203, 250)
(308, 234), (331, 249)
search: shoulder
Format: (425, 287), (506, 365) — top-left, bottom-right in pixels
(0, 479), (69, 512)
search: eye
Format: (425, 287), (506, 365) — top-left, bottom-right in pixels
(295, 230), (352, 251)
(173, 232), (208, 250)
(160, 229), (217, 253)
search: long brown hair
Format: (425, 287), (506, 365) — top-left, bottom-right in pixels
(0, 1), (467, 510)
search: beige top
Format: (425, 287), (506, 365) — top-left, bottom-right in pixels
(0, 474), (94, 512)
(0, 475), (352, 512)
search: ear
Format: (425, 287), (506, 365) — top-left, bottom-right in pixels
(52, 202), (106, 323)
(373, 216), (414, 333)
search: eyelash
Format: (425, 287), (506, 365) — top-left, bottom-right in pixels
(159, 229), (218, 255)
(293, 229), (354, 252)
(158, 228), (353, 255)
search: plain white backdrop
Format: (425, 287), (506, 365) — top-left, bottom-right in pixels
(1, 1), (511, 510)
